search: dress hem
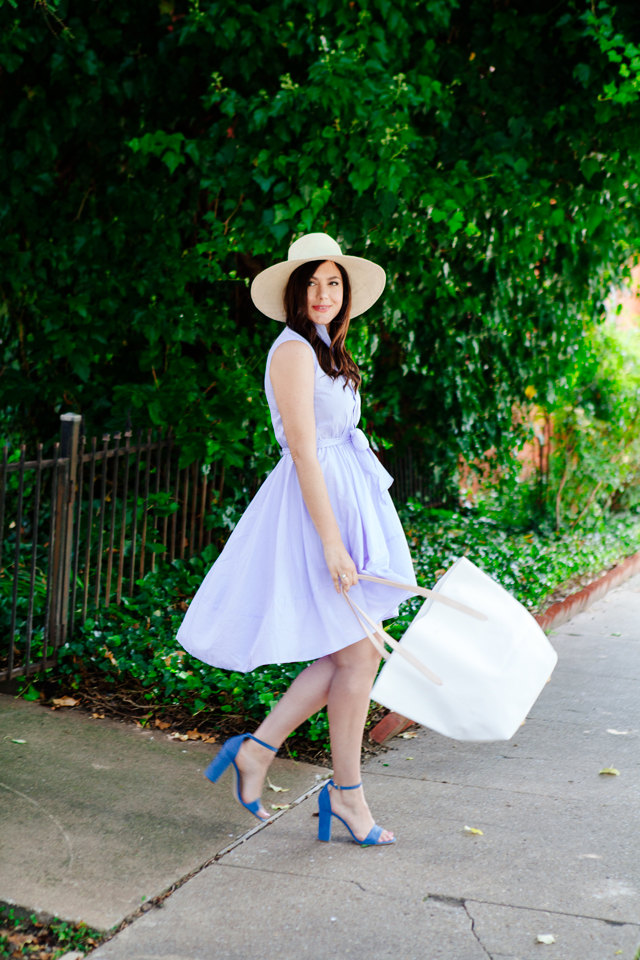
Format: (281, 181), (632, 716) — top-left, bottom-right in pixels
(179, 601), (406, 675)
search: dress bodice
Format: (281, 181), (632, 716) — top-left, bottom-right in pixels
(264, 324), (361, 450)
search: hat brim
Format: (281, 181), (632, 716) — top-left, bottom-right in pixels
(250, 254), (386, 322)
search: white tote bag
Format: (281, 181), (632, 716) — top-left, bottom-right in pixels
(348, 557), (558, 742)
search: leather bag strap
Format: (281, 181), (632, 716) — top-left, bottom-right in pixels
(342, 587), (444, 687)
(357, 573), (487, 621)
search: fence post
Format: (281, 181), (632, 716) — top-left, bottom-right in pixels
(48, 413), (82, 647)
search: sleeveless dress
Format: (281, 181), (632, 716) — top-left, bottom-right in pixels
(176, 324), (417, 673)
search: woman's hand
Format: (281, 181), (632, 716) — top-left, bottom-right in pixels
(323, 540), (359, 594)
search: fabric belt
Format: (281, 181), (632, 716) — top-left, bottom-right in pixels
(280, 428), (393, 498)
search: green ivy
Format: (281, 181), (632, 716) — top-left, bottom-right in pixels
(389, 501), (640, 639)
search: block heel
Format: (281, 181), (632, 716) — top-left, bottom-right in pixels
(203, 733), (277, 820)
(317, 783), (333, 842)
(316, 780), (395, 847)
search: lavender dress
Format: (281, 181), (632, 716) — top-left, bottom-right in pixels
(177, 324), (416, 673)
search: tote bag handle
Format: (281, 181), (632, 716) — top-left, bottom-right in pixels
(357, 574), (487, 621)
(342, 574), (487, 688)
(342, 589), (443, 686)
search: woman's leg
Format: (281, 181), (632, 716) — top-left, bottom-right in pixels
(234, 655), (337, 816)
(235, 636), (390, 841)
(325, 637), (393, 843)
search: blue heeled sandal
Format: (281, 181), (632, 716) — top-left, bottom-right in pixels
(204, 733), (277, 820)
(317, 780), (396, 846)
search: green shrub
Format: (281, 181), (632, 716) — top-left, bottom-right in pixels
(389, 502), (640, 640)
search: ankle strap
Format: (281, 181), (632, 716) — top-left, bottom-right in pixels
(331, 780), (362, 790)
(247, 734), (278, 752)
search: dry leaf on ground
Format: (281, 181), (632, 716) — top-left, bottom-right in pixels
(201, 735), (217, 743)
(599, 767), (620, 776)
(186, 729), (202, 740)
(463, 825), (484, 835)
(6, 932), (36, 946)
(399, 731), (417, 739)
(267, 778), (290, 793)
(154, 719), (171, 730)
(52, 697), (79, 708)
(167, 732), (189, 741)
(536, 934), (556, 944)
(92, 713), (105, 719)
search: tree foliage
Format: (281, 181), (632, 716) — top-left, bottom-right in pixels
(2, 0), (640, 493)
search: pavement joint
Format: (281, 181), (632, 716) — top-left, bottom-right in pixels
(83, 777), (334, 949)
(211, 777), (330, 861)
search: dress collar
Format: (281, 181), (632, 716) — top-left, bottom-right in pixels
(314, 323), (331, 347)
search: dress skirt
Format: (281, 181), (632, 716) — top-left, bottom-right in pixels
(177, 431), (416, 674)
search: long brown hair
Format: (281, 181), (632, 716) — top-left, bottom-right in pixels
(283, 259), (361, 391)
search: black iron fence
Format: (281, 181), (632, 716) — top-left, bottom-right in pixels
(1, 414), (221, 682)
(384, 446), (434, 504)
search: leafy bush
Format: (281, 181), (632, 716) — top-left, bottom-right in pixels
(48, 502), (640, 750)
(389, 501), (640, 640)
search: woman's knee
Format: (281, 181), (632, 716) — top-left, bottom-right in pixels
(331, 638), (380, 675)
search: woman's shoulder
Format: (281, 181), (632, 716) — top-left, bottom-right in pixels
(270, 326), (313, 350)
(268, 327), (317, 363)
(265, 328), (317, 392)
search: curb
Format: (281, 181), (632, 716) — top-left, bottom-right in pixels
(534, 551), (640, 632)
(369, 551), (640, 745)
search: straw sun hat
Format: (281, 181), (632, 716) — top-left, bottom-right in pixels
(250, 233), (386, 322)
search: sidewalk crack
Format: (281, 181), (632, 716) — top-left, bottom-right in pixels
(463, 901), (494, 960)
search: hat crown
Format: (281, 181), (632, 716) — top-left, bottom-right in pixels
(287, 233), (342, 262)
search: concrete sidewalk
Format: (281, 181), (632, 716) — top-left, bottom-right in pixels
(91, 574), (640, 960)
(0, 698), (326, 929)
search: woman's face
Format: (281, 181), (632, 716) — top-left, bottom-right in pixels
(306, 260), (343, 326)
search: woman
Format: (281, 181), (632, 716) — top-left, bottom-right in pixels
(177, 233), (416, 846)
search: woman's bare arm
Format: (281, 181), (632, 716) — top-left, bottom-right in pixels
(270, 340), (358, 593)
